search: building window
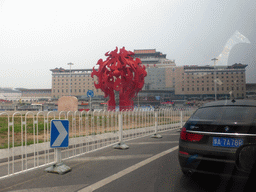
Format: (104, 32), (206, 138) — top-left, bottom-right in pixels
(202, 88), (204, 91)
(182, 88), (184, 91)
(192, 88), (194, 91)
(187, 88), (189, 91)
(207, 88), (209, 91)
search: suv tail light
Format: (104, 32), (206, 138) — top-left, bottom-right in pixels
(180, 127), (204, 142)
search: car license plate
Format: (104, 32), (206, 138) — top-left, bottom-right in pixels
(212, 137), (243, 148)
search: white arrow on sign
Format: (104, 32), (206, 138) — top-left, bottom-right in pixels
(52, 121), (68, 147)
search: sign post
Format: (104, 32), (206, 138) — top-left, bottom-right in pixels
(45, 120), (71, 174)
(87, 90), (94, 111)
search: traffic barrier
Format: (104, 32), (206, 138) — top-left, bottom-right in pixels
(0, 108), (196, 179)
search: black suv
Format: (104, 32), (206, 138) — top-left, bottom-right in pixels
(178, 99), (256, 177)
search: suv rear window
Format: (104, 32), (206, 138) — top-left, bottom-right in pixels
(190, 106), (256, 123)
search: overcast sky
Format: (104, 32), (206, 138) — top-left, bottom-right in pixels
(0, 0), (255, 89)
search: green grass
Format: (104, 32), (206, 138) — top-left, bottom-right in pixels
(0, 113), (186, 149)
(0, 140), (44, 149)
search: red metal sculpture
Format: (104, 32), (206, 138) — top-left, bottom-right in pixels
(91, 47), (147, 111)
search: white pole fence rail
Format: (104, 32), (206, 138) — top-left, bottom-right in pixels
(0, 108), (196, 179)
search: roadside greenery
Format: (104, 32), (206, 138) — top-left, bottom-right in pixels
(0, 111), (192, 149)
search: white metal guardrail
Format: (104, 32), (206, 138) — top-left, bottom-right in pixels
(0, 108), (196, 179)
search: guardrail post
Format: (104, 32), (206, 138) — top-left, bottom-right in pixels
(113, 113), (129, 149)
(151, 111), (162, 138)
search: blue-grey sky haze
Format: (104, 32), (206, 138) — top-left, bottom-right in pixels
(0, 0), (255, 89)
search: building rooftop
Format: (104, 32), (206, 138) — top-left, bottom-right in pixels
(0, 88), (21, 93)
(184, 63), (247, 70)
(134, 49), (156, 54)
(50, 68), (94, 73)
(19, 89), (51, 92)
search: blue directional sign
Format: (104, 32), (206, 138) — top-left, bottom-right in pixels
(50, 120), (69, 148)
(87, 90), (94, 97)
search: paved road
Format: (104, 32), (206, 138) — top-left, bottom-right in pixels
(0, 129), (253, 192)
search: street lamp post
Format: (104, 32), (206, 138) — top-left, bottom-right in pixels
(67, 62), (74, 96)
(211, 58), (218, 101)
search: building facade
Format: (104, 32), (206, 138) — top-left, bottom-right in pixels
(174, 63), (247, 99)
(133, 49), (175, 68)
(0, 88), (22, 101)
(246, 83), (256, 99)
(133, 49), (176, 91)
(50, 68), (104, 99)
(19, 89), (51, 97)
